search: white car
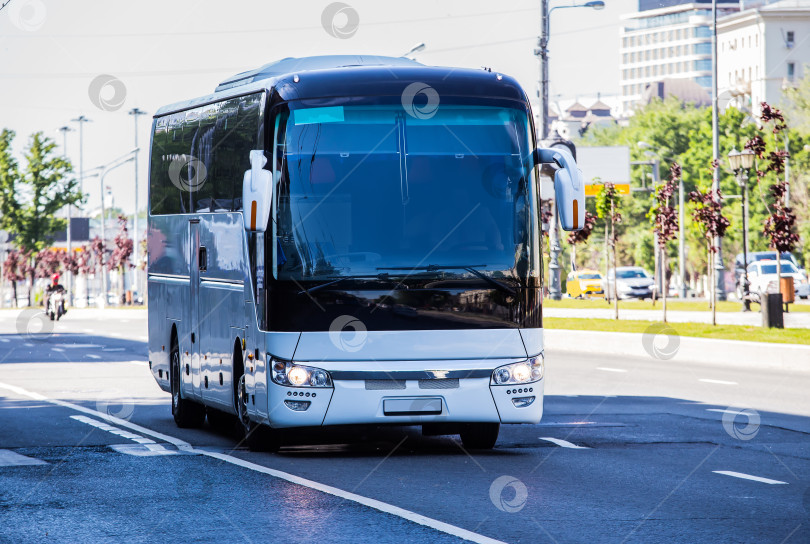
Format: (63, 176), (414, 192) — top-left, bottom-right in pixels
(747, 260), (809, 300)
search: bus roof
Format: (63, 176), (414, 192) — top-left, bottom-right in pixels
(154, 55), (528, 117)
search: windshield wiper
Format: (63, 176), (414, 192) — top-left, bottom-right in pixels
(376, 264), (517, 296)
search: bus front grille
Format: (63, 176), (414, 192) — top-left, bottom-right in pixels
(418, 379), (459, 389)
(365, 379), (407, 390)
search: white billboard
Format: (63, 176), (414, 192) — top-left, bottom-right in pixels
(575, 146), (631, 185)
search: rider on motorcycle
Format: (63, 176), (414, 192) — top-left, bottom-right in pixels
(44, 274), (66, 316)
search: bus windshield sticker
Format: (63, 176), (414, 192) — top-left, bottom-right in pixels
(294, 106), (345, 125)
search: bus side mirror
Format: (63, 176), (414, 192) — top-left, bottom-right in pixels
(243, 150), (272, 231)
(531, 147), (584, 231)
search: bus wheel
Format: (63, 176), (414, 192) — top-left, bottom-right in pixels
(459, 422), (500, 450)
(170, 337), (205, 428)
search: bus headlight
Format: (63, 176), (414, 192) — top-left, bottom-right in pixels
(491, 356), (543, 385)
(271, 359), (333, 388)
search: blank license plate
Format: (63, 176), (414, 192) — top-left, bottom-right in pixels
(384, 398), (442, 416)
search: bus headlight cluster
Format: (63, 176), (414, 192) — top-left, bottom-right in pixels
(491, 356), (543, 385)
(271, 359), (333, 388)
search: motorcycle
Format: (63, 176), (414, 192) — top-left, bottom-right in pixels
(47, 290), (66, 321)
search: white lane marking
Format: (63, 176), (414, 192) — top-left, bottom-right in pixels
(699, 379), (738, 385)
(713, 471), (787, 485)
(0, 449), (48, 466)
(102, 348), (126, 352)
(57, 344), (103, 349)
(110, 444), (183, 456)
(539, 437), (590, 449)
(52, 348), (65, 352)
(23, 343), (34, 347)
(0, 339), (9, 343)
(70, 415), (178, 456)
(706, 408), (748, 415)
(87, 354), (101, 359)
(0, 381), (505, 544)
(597, 367), (627, 373)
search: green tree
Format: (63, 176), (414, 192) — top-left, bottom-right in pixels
(0, 131), (81, 305)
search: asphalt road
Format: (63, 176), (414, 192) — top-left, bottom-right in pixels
(1, 309), (808, 543)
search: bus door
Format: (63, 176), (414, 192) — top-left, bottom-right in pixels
(189, 219), (203, 399)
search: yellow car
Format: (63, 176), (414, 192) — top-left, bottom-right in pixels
(566, 269), (605, 298)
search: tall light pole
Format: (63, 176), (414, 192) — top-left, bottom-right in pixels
(97, 149), (139, 308)
(70, 115), (91, 196)
(711, 0), (727, 301)
(728, 147), (755, 311)
(536, 0), (604, 300)
(58, 125), (75, 306)
(536, 0), (605, 139)
(128, 107), (147, 298)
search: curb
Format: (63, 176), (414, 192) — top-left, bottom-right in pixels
(544, 328), (810, 373)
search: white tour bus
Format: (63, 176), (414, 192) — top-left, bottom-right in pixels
(147, 55), (584, 451)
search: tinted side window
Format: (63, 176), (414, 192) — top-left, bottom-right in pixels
(150, 92), (264, 215)
(149, 116), (171, 215)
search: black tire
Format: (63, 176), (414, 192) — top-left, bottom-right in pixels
(459, 422), (500, 450)
(233, 342), (282, 452)
(170, 335), (205, 428)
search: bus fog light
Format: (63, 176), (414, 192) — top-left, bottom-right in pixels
(284, 400), (311, 411)
(511, 396), (535, 408)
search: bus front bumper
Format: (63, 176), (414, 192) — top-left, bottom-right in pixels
(267, 369), (543, 428)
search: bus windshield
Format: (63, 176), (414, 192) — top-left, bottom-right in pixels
(273, 101), (538, 281)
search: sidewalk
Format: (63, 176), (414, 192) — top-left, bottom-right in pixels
(544, 306), (810, 329)
(544, 328), (810, 372)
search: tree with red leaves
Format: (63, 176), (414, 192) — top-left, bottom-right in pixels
(746, 102), (799, 303)
(2, 249), (29, 307)
(689, 186), (730, 325)
(107, 215), (134, 304)
(595, 183), (623, 319)
(566, 211), (597, 275)
(650, 163), (681, 322)
(88, 236), (106, 306)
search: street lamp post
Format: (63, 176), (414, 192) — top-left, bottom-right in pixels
(711, 0), (727, 302)
(536, 0), (605, 139)
(536, 0), (604, 300)
(728, 147), (755, 312)
(128, 108), (147, 299)
(58, 125), (74, 306)
(95, 149), (139, 308)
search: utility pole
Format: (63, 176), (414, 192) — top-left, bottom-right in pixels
(711, 0), (727, 301)
(538, 0), (550, 140)
(58, 126), (74, 306)
(128, 108), (147, 298)
(71, 115), (90, 305)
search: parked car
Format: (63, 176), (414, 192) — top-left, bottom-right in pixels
(603, 266), (655, 301)
(734, 251), (801, 298)
(747, 260), (809, 300)
(566, 269), (605, 298)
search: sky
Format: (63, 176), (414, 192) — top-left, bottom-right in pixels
(0, 0), (636, 218)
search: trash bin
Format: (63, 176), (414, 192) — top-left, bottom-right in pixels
(780, 277), (795, 304)
(761, 292), (784, 329)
